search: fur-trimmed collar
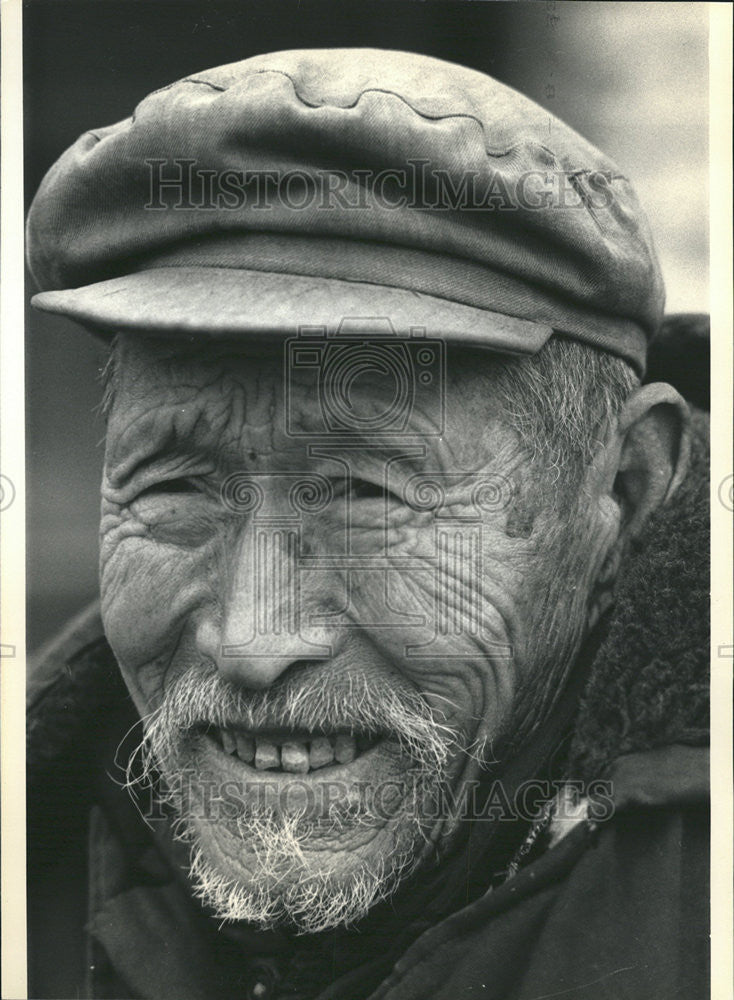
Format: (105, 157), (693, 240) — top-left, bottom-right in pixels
(566, 407), (709, 781)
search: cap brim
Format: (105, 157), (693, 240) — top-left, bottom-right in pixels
(31, 266), (553, 354)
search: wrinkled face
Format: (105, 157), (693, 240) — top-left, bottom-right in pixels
(100, 334), (616, 931)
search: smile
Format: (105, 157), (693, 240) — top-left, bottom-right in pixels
(204, 726), (382, 774)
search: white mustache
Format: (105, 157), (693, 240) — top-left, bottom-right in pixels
(143, 662), (457, 774)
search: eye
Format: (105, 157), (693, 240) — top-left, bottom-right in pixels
(135, 478), (200, 499)
(350, 478), (384, 501)
(128, 476), (217, 546)
(347, 477), (405, 504)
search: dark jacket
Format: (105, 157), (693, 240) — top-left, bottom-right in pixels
(27, 407), (710, 1000)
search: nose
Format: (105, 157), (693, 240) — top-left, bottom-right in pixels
(195, 523), (336, 690)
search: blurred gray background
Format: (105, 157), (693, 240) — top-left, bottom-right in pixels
(25, 0), (709, 652)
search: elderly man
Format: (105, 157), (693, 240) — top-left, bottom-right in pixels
(26, 49), (708, 1000)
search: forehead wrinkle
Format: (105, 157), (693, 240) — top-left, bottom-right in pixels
(109, 335), (519, 482)
(105, 400), (217, 487)
(108, 348), (303, 483)
(107, 366), (244, 479)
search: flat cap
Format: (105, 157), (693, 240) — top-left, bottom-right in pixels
(27, 48), (664, 373)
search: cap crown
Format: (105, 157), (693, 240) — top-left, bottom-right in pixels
(27, 48), (664, 373)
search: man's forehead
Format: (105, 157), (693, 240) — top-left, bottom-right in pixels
(110, 332), (287, 408)
(105, 331), (510, 470)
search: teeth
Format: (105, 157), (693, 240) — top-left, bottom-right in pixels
(236, 733), (255, 763)
(309, 736), (335, 770)
(334, 734), (357, 764)
(216, 729), (369, 770)
(281, 741), (310, 773)
(255, 740), (281, 770)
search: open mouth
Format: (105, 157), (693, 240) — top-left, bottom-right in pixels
(202, 726), (382, 774)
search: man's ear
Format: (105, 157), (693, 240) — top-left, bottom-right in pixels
(584, 382), (690, 632)
(612, 381), (691, 539)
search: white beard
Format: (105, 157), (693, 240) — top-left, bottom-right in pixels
(128, 665), (456, 932)
(184, 803), (422, 933)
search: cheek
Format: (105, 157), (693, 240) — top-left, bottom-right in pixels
(100, 520), (214, 692)
(338, 522), (531, 742)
